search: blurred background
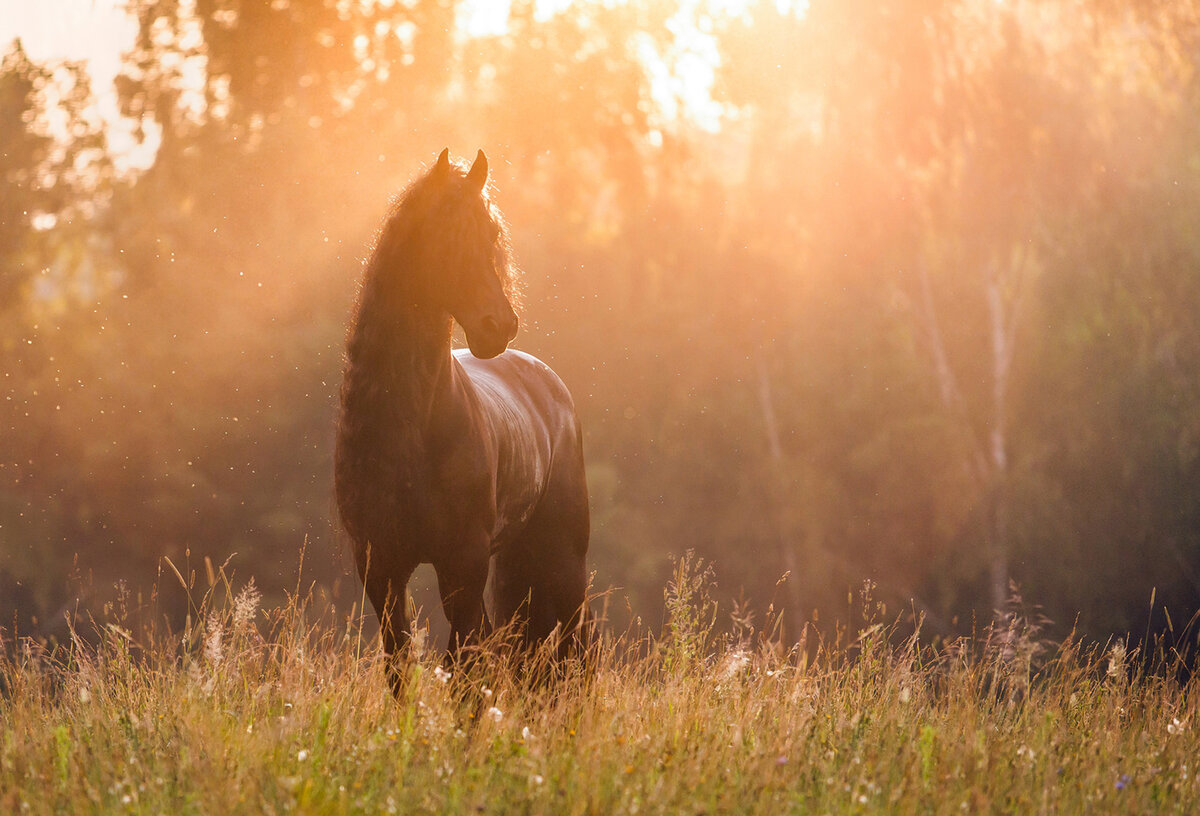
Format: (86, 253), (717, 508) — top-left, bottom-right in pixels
(2, 0), (1199, 646)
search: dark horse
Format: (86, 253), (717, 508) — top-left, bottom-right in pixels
(335, 149), (589, 680)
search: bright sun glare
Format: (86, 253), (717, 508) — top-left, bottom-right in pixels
(0, 0), (805, 163)
(460, 0), (733, 131)
(463, 0), (796, 134)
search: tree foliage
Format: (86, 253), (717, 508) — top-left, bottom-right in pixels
(3, 0), (1200, 643)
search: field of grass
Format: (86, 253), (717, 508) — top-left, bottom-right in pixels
(2, 559), (1198, 815)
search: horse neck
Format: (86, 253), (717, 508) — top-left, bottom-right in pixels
(343, 280), (454, 430)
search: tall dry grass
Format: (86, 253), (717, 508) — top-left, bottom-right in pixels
(2, 555), (1198, 814)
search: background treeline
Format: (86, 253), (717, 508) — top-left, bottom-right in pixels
(2, 0), (1199, 645)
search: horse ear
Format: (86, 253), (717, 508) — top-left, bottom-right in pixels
(465, 149), (488, 192)
(434, 148), (450, 175)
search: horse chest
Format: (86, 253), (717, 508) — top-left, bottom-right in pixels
(424, 419), (546, 552)
(402, 435), (493, 542)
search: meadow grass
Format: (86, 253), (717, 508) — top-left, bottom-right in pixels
(1, 558), (1197, 815)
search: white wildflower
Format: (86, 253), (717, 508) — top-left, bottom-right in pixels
(522, 726), (532, 741)
(1169, 718), (1187, 735)
(297, 749), (309, 761)
(433, 665), (452, 684)
(486, 706), (503, 723)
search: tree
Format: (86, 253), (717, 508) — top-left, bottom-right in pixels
(1, 40), (113, 634)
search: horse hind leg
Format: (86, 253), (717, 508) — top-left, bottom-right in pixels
(492, 540), (588, 664)
(491, 491), (589, 658)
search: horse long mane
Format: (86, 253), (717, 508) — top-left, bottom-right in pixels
(334, 154), (519, 547)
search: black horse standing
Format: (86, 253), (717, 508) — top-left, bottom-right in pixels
(335, 149), (589, 680)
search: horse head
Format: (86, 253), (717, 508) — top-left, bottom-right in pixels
(431, 148), (519, 359)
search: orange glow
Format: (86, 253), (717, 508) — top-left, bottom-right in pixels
(4, 0), (1200, 644)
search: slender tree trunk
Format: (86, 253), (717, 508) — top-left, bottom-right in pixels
(917, 253), (1027, 615)
(985, 266), (1012, 613)
(755, 356), (805, 642)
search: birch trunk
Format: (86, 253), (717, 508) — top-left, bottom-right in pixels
(755, 356), (805, 642)
(986, 263), (1012, 613)
(918, 253), (1024, 615)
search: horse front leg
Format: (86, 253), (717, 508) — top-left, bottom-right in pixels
(434, 539), (492, 661)
(360, 560), (416, 697)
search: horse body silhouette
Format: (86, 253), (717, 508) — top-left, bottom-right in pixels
(335, 149), (589, 675)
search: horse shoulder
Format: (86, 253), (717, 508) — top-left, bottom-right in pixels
(455, 349), (578, 435)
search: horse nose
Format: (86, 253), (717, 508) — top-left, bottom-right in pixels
(483, 311), (518, 341)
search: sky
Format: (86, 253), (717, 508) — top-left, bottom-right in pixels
(0, 0), (533, 60)
(0, 0), (731, 165)
(0, 0), (135, 82)
(0, 0), (146, 166)
(0, 0), (573, 165)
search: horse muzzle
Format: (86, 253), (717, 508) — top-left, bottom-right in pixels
(464, 312), (518, 359)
